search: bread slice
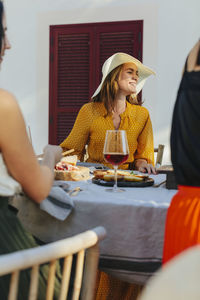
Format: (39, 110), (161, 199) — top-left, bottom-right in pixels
(124, 174), (144, 182)
(93, 169), (130, 180)
(54, 166), (90, 181)
(103, 174), (124, 182)
(93, 170), (108, 179)
(61, 155), (77, 166)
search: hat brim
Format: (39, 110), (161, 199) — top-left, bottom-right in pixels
(92, 52), (155, 98)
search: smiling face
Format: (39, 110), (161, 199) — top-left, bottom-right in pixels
(0, 12), (11, 64)
(117, 63), (139, 96)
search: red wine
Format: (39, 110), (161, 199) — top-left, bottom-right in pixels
(104, 153), (129, 165)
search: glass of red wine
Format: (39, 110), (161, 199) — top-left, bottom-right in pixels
(103, 130), (129, 192)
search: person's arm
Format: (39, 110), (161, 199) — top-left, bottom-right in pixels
(60, 104), (91, 160)
(134, 110), (156, 174)
(187, 40), (200, 72)
(0, 89), (62, 203)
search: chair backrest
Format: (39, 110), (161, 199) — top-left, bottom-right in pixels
(154, 144), (165, 168)
(0, 226), (106, 300)
(139, 245), (200, 300)
(84, 145), (89, 162)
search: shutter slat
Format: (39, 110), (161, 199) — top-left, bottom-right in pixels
(57, 32), (90, 108)
(57, 112), (78, 144)
(99, 31), (135, 70)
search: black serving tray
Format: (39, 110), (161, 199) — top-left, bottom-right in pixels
(92, 177), (154, 188)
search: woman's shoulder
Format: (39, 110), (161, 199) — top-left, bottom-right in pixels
(80, 102), (93, 110)
(0, 88), (16, 99)
(0, 90), (21, 124)
(81, 101), (101, 108)
(80, 102), (105, 115)
(128, 102), (150, 115)
(0, 89), (18, 109)
(126, 102), (151, 123)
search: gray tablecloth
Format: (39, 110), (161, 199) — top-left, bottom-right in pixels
(11, 174), (176, 284)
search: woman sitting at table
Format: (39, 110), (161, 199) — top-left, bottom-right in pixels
(61, 52), (156, 299)
(163, 39), (200, 264)
(0, 1), (63, 298)
(60, 52), (156, 174)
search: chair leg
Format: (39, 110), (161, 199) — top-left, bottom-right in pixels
(81, 244), (100, 300)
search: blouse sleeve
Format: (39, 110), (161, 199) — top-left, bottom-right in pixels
(134, 111), (155, 165)
(60, 104), (91, 161)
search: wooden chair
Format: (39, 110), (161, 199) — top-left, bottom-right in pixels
(154, 144), (165, 168)
(0, 226), (106, 300)
(139, 245), (200, 300)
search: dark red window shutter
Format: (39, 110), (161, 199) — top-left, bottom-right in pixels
(95, 21), (143, 86)
(49, 20), (143, 145)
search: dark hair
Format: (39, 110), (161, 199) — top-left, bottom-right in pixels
(92, 64), (141, 114)
(0, 1), (4, 52)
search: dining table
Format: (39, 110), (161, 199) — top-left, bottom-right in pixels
(10, 168), (177, 285)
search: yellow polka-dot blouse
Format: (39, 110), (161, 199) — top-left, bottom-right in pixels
(60, 101), (154, 169)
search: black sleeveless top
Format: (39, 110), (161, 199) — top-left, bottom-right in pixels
(170, 59), (200, 186)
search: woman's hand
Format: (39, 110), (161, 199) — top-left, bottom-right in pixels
(43, 145), (63, 164)
(134, 159), (157, 175)
(42, 145), (63, 171)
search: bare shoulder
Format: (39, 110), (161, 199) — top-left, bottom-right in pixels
(0, 89), (19, 112)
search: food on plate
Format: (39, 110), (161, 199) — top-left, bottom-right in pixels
(124, 174), (144, 182)
(93, 169), (149, 182)
(93, 170), (107, 179)
(54, 155), (90, 181)
(103, 174), (124, 182)
(62, 155), (77, 166)
(93, 169), (129, 179)
(55, 155), (78, 170)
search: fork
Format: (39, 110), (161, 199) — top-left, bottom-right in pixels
(153, 180), (166, 188)
(68, 187), (82, 196)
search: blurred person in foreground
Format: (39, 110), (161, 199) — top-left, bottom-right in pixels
(0, 1), (63, 298)
(163, 39), (200, 264)
(60, 52), (156, 174)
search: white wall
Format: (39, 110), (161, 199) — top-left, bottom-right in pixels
(1, 0), (200, 163)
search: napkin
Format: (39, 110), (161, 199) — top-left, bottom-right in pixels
(40, 186), (74, 221)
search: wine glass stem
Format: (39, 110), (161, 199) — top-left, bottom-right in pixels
(113, 165), (118, 191)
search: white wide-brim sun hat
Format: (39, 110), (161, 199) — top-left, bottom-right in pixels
(92, 52), (155, 98)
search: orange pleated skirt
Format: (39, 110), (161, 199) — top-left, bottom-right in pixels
(163, 185), (200, 264)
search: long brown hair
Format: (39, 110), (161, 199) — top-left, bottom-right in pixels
(92, 64), (141, 114)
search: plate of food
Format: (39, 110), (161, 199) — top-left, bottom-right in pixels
(92, 170), (154, 187)
(54, 155), (90, 181)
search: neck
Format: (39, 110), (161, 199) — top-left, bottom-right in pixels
(113, 98), (126, 114)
